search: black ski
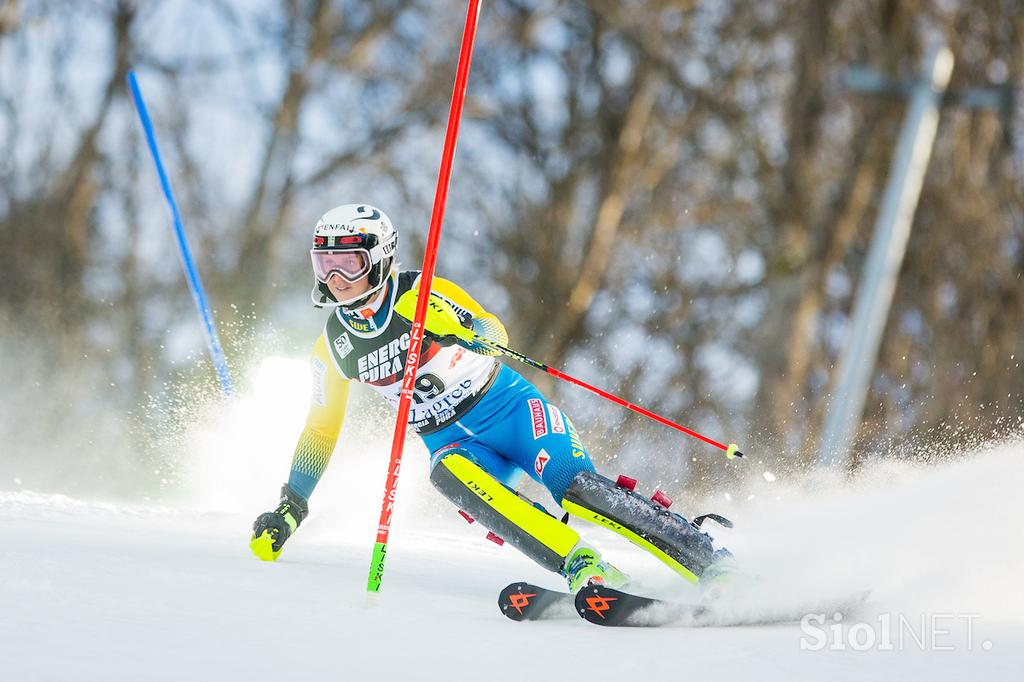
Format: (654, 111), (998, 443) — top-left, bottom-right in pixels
(498, 582), (576, 622)
(574, 584), (872, 628)
(575, 584), (708, 627)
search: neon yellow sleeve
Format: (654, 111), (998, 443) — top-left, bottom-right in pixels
(287, 333), (350, 498)
(432, 277), (510, 356)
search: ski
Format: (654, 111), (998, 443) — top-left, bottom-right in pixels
(575, 584), (707, 627)
(498, 582), (576, 622)
(574, 584), (872, 628)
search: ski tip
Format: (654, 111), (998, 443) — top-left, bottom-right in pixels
(499, 582), (577, 622)
(498, 583), (539, 622)
(574, 585), (634, 626)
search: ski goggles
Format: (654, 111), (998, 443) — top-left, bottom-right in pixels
(310, 249), (372, 283)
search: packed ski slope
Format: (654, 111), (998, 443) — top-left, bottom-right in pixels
(2, 368), (1022, 681)
(5, 448), (1022, 680)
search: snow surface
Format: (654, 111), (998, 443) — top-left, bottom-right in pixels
(3, 369), (1022, 680)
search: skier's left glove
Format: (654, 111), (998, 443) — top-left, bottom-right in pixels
(250, 484), (309, 561)
(394, 289), (474, 346)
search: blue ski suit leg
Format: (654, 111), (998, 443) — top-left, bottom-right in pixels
(421, 365), (596, 505)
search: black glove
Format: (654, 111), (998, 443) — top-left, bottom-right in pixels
(250, 484), (309, 561)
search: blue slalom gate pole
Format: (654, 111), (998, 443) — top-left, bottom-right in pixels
(127, 71), (233, 396)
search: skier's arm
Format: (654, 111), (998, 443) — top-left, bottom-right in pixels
(430, 277), (509, 355)
(286, 333), (351, 500)
(251, 334), (348, 561)
(394, 277), (509, 355)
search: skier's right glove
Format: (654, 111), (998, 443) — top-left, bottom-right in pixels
(250, 484), (309, 561)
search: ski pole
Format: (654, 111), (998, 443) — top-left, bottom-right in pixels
(474, 335), (743, 460)
(366, 0), (483, 595)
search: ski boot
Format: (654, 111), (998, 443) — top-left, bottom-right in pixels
(250, 484), (308, 561)
(562, 545), (630, 594)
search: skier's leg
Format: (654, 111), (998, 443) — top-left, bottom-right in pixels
(427, 442), (581, 574)
(561, 472), (732, 585)
(493, 386), (730, 586)
(479, 391), (597, 504)
(465, 393), (630, 591)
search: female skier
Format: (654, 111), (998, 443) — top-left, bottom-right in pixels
(251, 203), (731, 593)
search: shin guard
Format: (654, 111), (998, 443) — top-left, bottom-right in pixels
(430, 452), (579, 573)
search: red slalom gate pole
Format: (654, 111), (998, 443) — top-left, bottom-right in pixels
(477, 337), (745, 460)
(366, 0), (482, 594)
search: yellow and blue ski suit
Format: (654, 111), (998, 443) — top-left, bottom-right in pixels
(287, 270), (596, 506)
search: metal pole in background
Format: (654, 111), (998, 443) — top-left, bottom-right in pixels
(817, 47), (954, 467)
(127, 71), (234, 396)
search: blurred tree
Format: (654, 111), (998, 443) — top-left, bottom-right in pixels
(1, 0), (1021, 497)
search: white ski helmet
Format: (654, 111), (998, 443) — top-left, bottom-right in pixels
(309, 203), (398, 308)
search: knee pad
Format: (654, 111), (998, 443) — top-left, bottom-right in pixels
(535, 449), (596, 505)
(430, 452), (580, 573)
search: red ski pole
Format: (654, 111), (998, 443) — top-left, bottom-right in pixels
(366, 0), (482, 594)
(475, 336), (744, 460)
